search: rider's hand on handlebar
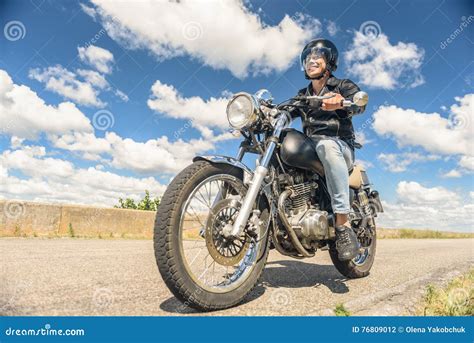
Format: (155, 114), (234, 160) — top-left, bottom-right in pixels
(321, 92), (344, 111)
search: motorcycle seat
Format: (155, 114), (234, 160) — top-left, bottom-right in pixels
(349, 164), (366, 189)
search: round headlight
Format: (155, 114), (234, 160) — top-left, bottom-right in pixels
(226, 93), (258, 129)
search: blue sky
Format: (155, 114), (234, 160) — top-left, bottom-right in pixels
(0, 0), (472, 231)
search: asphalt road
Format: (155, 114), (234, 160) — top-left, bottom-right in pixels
(1, 238), (472, 316)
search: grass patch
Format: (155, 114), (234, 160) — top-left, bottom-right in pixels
(417, 269), (473, 316)
(68, 223), (75, 238)
(377, 228), (474, 239)
(3, 226), (472, 240)
(334, 303), (351, 316)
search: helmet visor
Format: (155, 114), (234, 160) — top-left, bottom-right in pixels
(300, 46), (332, 71)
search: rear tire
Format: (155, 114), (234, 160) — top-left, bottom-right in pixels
(154, 161), (270, 311)
(329, 223), (376, 279)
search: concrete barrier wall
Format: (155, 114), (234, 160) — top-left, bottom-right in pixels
(2, 200), (472, 240)
(0, 200), (156, 238)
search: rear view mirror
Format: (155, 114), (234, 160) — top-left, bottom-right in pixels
(254, 89), (273, 103)
(353, 91), (369, 107)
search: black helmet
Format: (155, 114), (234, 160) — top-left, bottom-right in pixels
(300, 38), (339, 78)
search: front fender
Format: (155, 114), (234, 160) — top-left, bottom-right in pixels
(193, 155), (274, 211)
(193, 155), (253, 180)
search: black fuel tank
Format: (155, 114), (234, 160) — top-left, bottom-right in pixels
(279, 129), (324, 175)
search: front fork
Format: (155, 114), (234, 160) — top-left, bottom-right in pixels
(222, 113), (290, 238)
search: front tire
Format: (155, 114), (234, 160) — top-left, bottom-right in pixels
(154, 161), (270, 311)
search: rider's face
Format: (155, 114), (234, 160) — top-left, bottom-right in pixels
(305, 55), (327, 78)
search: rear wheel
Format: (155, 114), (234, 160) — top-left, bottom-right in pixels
(329, 205), (376, 278)
(154, 161), (270, 311)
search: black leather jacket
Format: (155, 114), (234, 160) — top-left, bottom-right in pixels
(290, 75), (365, 149)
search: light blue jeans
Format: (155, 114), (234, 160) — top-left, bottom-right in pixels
(313, 136), (354, 214)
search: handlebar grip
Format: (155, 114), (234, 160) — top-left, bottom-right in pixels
(306, 94), (336, 100)
(342, 100), (353, 107)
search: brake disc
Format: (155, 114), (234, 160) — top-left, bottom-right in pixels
(205, 198), (250, 266)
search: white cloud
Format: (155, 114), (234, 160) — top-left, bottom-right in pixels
(378, 201), (473, 232)
(105, 132), (214, 174)
(344, 31), (424, 89)
(354, 130), (372, 145)
(442, 169), (462, 178)
(49, 128), (216, 175)
(378, 152), (440, 172)
(82, 0), (320, 78)
(459, 155), (474, 171)
(444, 156), (474, 178)
(1, 145), (75, 179)
(374, 94), (474, 179)
(377, 181), (473, 231)
(40, 73), (234, 171)
(29, 65), (107, 107)
(114, 89), (129, 102)
(0, 69), (110, 161)
(0, 145), (166, 206)
(147, 79), (229, 135)
(49, 132), (112, 160)
(373, 94), (473, 157)
(1, 69), (208, 172)
(77, 45), (114, 74)
(355, 159), (373, 169)
(76, 69), (109, 88)
(326, 20), (338, 37)
(29, 65), (128, 107)
(48, 127), (223, 173)
(46, 128), (218, 174)
(0, 69), (92, 139)
(10, 136), (24, 149)
(396, 181), (460, 206)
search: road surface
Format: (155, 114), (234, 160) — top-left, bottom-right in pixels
(1, 238), (472, 316)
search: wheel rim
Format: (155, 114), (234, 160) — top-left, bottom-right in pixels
(350, 202), (375, 266)
(178, 174), (263, 293)
(352, 247), (369, 265)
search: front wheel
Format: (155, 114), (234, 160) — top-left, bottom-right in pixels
(154, 161), (270, 311)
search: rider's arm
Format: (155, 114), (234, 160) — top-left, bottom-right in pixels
(339, 79), (366, 116)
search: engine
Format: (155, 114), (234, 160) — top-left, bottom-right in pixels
(286, 181), (313, 213)
(281, 181), (330, 248)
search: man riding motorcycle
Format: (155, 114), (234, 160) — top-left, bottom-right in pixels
(154, 37), (379, 311)
(291, 38), (366, 261)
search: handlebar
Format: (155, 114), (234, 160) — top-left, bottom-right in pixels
(292, 94), (336, 101)
(289, 90), (368, 108)
(259, 91), (368, 126)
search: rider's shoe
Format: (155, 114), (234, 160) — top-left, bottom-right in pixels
(335, 225), (359, 261)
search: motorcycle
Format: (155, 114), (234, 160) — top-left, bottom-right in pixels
(154, 88), (383, 311)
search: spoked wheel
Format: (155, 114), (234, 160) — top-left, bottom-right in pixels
(204, 199), (251, 269)
(329, 203), (377, 278)
(154, 161), (270, 311)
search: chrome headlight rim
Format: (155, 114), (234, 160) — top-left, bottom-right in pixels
(226, 92), (259, 130)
